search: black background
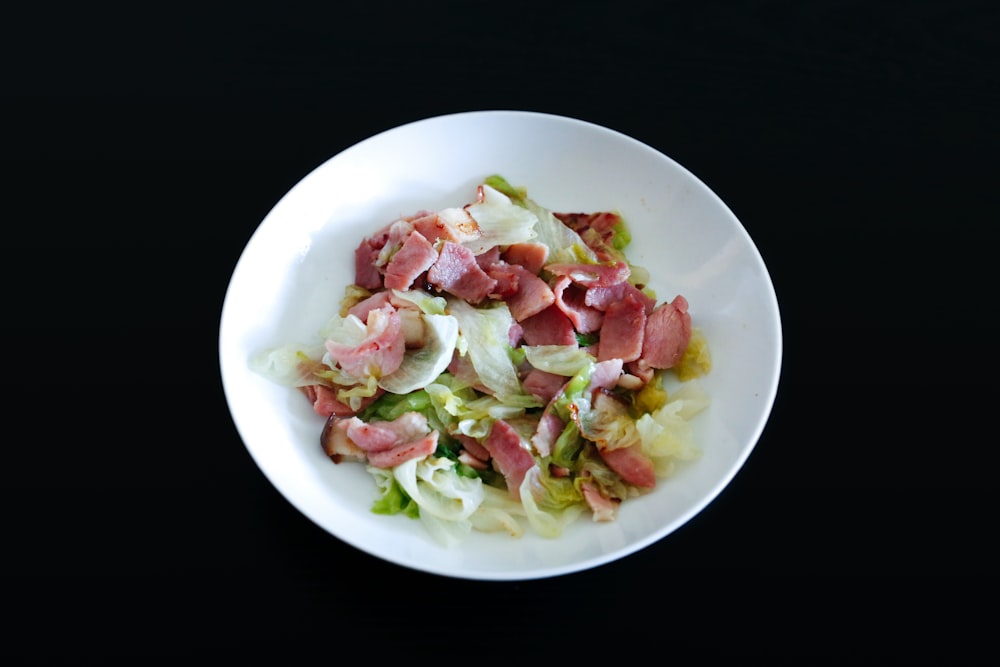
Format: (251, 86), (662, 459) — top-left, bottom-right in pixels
(5, 1), (998, 663)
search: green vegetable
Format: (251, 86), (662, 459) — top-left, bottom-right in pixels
(372, 477), (420, 518)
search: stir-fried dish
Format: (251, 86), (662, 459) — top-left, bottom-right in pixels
(252, 175), (711, 544)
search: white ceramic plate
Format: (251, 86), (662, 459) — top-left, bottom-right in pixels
(219, 110), (782, 580)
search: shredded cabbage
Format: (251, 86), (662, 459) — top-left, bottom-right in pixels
(445, 297), (525, 402)
(522, 345), (595, 376)
(463, 184), (539, 255)
(378, 313), (459, 394)
(249, 343), (327, 388)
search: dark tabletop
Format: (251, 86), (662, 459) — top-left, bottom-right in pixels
(5, 1), (998, 663)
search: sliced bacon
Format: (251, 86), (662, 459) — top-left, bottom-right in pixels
(580, 480), (620, 521)
(522, 368), (566, 404)
(588, 358), (623, 392)
(354, 237), (384, 290)
(411, 209), (479, 246)
(585, 282), (656, 314)
(475, 245), (502, 270)
(554, 211), (622, 235)
(545, 261), (630, 287)
(342, 411), (431, 452)
(598, 443), (656, 488)
(637, 295), (692, 370)
(320, 415), (367, 463)
(367, 432), (439, 469)
(502, 242), (549, 275)
(504, 264), (555, 321)
(458, 451), (488, 470)
(483, 419), (537, 500)
(597, 294), (646, 363)
(552, 275), (604, 334)
(519, 305), (577, 346)
(331, 412), (440, 469)
(383, 230), (438, 291)
(624, 361), (655, 386)
(324, 305), (406, 378)
(530, 407), (565, 458)
(426, 240), (497, 304)
(453, 433), (491, 462)
(302, 384), (384, 418)
(508, 321), (524, 348)
(484, 261), (519, 299)
(347, 290), (391, 322)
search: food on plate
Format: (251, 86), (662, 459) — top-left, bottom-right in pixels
(251, 175), (712, 545)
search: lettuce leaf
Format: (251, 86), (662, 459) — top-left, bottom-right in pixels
(446, 297), (526, 402)
(463, 184), (539, 255)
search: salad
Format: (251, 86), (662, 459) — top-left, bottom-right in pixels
(251, 175), (712, 545)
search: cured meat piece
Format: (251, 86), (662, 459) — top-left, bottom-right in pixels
(580, 480), (619, 521)
(383, 230), (438, 291)
(504, 264), (555, 321)
(342, 412), (431, 452)
(530, 408), (565, 458)
(452, 433), (491, 463)
(522, 368), (566, 404)
(588, 358), (623, 391)
(427, 241), (497, 303)
(302, 384), (384, 417)
(598, 443), (656, 489)
(597, 294), (646, 363)
(584, 281), (655, 314)
(354, 236), (385, 289)
(638, 295), (692, 370)
(519, 305), (576, 346)
(545, 261), (630, 287)
(324, 305), (406, 378)
(483, 419), (537, 500)
(366, 432), (439, 469)
(552, 275), (604, 333)
(329, 412), (440, 469)
(501, 242), (549, 275)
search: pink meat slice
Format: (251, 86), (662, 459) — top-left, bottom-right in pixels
(410, 210), (454, 245)
(484, 261), (519, 299)
(347, 290), (391, 322)
(519, 305), (577, 346)
(545, 261), (630, 287)
(588, 358), (623, 391)
(552, 275), (604, 334)
(530, 407), (565, 458)
(483, 419), (537, 500)
(597, 294), (646, 363)
(501, 242), (549, 275)
(639, 295), (692, 370)
(580, 480), (619, 521)
(383, 230), (438, 291)
(324, 304), (406, 378)
(585, 282), (656, 314)
(522, 368), (567, 404)
(367, 432), (439, 469)
(452, 433), (491, 463)
(342, 411), (430, 452)
(301, 384), (384, 418)
(598, 443), (656, 489)
(504, 264), (555, 321)
(354, 236), (385, 290)
(426, 241), (497, 303)
(337, 411), (440, 469)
